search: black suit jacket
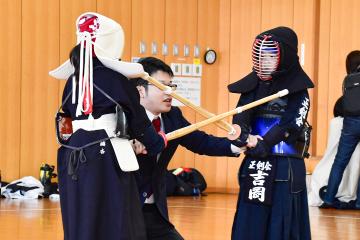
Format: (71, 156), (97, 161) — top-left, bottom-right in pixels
(135, 107), (238, 223)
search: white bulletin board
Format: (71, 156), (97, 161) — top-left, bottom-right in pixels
(171, 77), (201, 106)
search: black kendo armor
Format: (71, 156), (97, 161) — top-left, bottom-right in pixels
(251, 98), (311, 158)
(228, 27), (314, 158)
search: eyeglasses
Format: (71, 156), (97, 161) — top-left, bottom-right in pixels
(147, 83), (177, 91)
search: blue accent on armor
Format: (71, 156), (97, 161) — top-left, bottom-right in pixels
(252, 116), (297, 155)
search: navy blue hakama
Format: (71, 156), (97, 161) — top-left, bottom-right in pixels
(232, 156), (311, 240)
(58, 129), (147, 240)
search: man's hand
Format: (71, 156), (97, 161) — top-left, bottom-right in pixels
(246, 134), (263, 148)
(245, 139), (270, 158)
(130, 139), (147, 155)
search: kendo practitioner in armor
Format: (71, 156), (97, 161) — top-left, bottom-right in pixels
(50, 13), (167, 240)
(228, 26), (314, 240)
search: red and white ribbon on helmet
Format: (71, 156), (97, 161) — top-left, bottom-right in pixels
(74, 15), (99, 116)
(49, 12), (146, 113)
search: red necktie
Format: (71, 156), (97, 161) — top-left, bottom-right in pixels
(152, 117), (161, 132)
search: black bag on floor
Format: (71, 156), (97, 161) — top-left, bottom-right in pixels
(343, 72), (360, 116)
(166, 167), (207, 196)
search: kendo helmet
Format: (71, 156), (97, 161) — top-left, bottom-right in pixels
(252, 27), (301, 81)
(252, 35), (281, 81)
(228, 26), (314, 94)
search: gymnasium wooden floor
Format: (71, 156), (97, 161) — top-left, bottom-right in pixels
(1, 193), (360, 240)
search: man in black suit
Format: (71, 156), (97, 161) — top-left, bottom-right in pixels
(131, 57), (241, 240)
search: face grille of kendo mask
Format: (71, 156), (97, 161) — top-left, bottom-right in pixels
(252, 35), (280, 81)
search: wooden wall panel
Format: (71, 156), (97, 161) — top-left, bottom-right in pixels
(314, 0), (331, 156)
(194, 0), (229, 190)
(328, 1), (354, 108)
(20, 0), (60, 177)
(293, 0), (318, 157)
(261, 0), (294, 30)
(227, 0), (262, 190)
(217, 0), (232, 133)
(0, 0), (21, 181)
(165, 0), (198, 169)
(131, 0), (165, 60)
(218, 0), (233, 191)
(293, 0), (317, 99)
(97, 0), (132, 61)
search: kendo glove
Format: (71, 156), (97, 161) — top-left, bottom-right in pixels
(231, 133), (249, 148)
(245, 139), (271, 158)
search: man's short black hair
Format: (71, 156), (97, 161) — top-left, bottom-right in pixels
(131, 57), (174, 88)
(346, 50), (360, 74)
